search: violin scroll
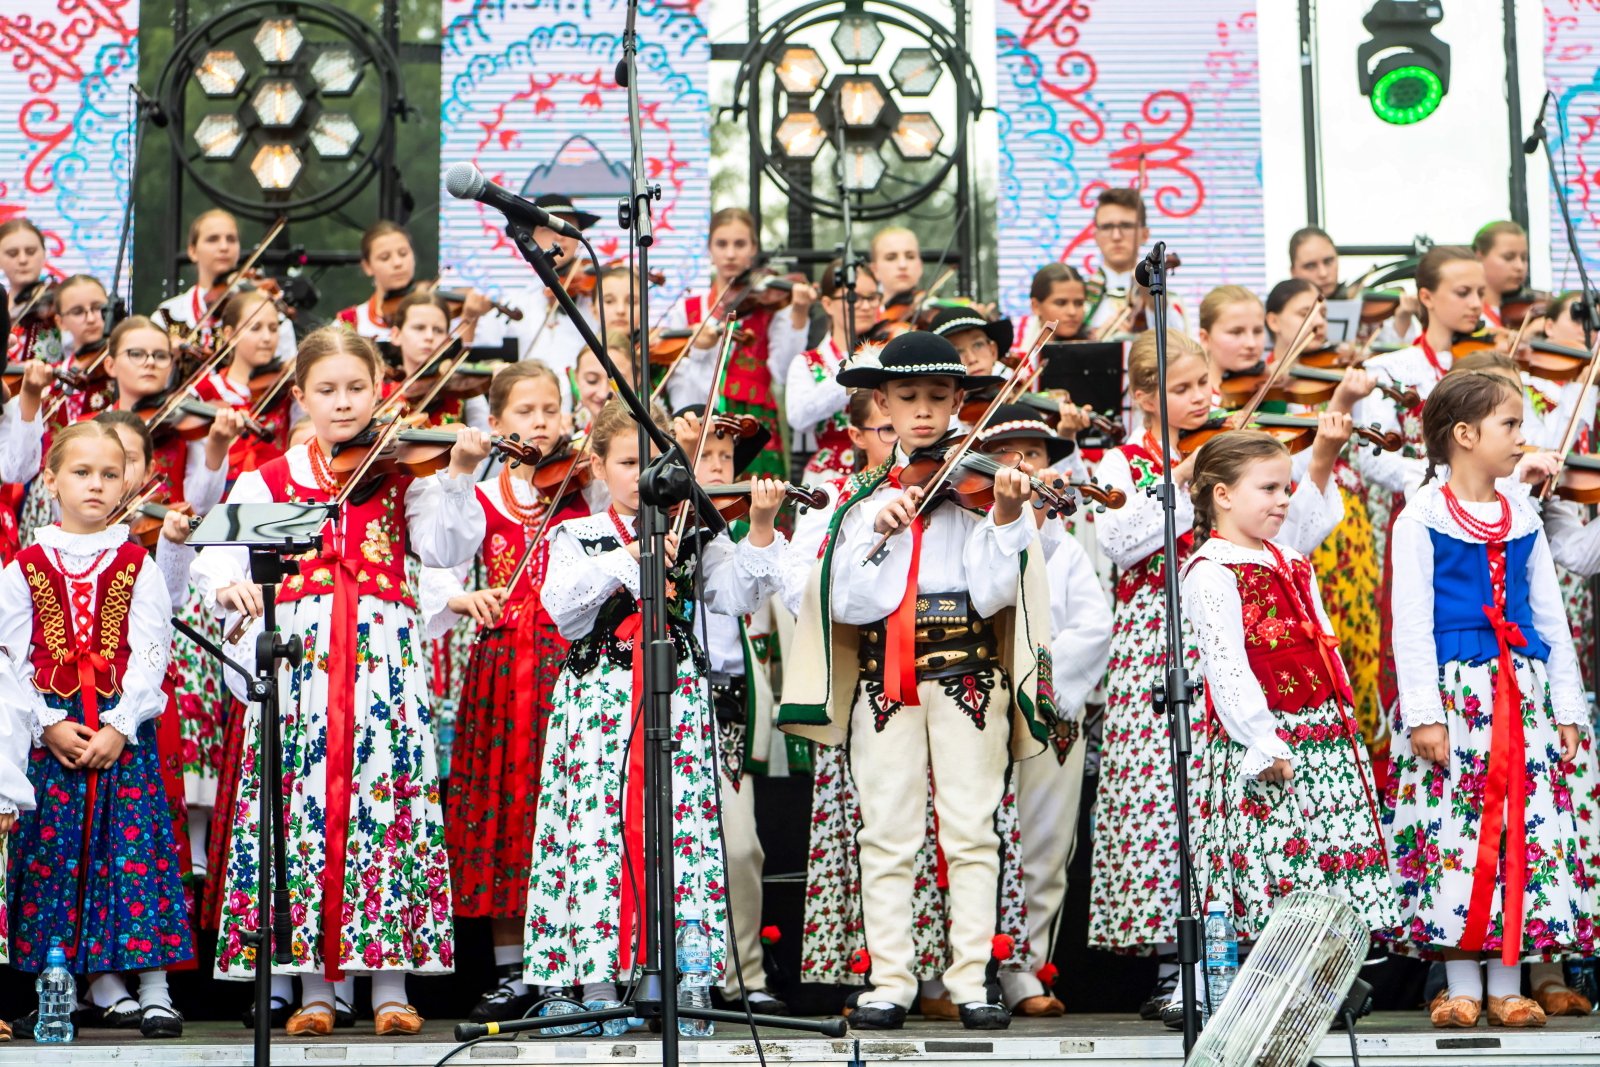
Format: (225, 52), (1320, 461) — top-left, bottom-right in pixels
(1068, 481), (1127, 512)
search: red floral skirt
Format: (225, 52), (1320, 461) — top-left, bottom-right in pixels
(201, 696), (249, 930)
(445, 622), (567, 918)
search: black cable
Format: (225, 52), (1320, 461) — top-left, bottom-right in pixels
(431, 995), (594, 1067)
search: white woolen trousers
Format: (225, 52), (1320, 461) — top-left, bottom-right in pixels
(718, 769), (769, 997)
(848, 675), (1012, 1006)
(1000, 735), (1086, 1005)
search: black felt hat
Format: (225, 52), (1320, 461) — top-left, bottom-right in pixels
(673, 404), (772, 476)
(926, 305), (1015, 359)
(835, 331), (1003, 390)
(975, 402), (1076, 465)
(533, 193), (601, 231)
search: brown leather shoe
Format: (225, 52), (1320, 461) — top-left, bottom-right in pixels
(286, 1004), (335, 1037)
(1486, 994), (1547, 1028)
(1533, 981), (1593, 1017)
(917, 994), (960, 1020)
(374, 1002), (425, 1036)
(1013, 994), (1066, 1018)
(0, 1017), (11, 1042)
(1429, 995), (1481, 1028)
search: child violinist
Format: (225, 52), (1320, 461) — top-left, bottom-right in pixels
(155, 210), (295, 361)
(1385, 370), (1592, 1029)
(0, 421), (194, 1037)
(1, 218), (61, 366)
(193, 288), (291, 483)
(192, 326), (491, 1037)
(522, 398), (786, 1023)
(1087, 331), (1347, 1023)
(1015, 264), (1090, 353)
(868, 226), (923, 306)
(1180, 429), (1399, 949)
(785, 261), (882, 485)
(385, 291), (490, 431)
(424, 361), (596, 1024)
(574, 334), (634, 433)
(338, 221), (493, 342)
(1473, 221), (1530, 331)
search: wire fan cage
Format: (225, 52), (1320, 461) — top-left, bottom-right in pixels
(1186, 891), (1368, 1067)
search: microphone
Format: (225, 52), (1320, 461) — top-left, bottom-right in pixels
(1133, 243), (1167, 290)
(132, 83), (168, 128)
(444, 163), (582, 240)
(1524, 91), (1553, 156)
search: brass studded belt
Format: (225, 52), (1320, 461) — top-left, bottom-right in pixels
(857, 593), (996, 682)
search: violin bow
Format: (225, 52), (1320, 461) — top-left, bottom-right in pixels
(247, 357), (298, 423)
(523, 255), (587, 351)
(182, 215), (286, 348)
(1540, 331), (1600, 500)
(105, 475), (167, 528)
(371, 321), (472, 422)
(650, 269), (754, 403)
(669, 321), (742, 542)
(41, 343), (116, 423)
(1231, 294), (1324, 428)
(861, 319), (1061, 566)
(143, 297), (276, 434)
(492, 433), (592, 629)
(331, 418), (406, 509)
(400, 333), (480, 418)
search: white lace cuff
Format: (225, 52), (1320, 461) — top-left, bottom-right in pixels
(736, 535), (786, 580)
(1239, 736), (1293, 778)
(101, 708), (140, 746)
(1400, 686), (1448, 729)
(595, 546), (642, 599)
(1551, 694), (1589, 728)
(31, 702), (67, 747)
(0, 800), (17, 818)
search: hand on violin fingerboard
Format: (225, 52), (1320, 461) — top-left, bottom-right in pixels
(204, 407), (248, 470)
(745, 477), (787, 546)
(448, 428), (493, 475)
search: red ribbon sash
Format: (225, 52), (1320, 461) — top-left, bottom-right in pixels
(320, 549), (362, 980)
(1462, 592), (1530, 967)
(614, 610), (649, 969)
(882, 466), (923, 707)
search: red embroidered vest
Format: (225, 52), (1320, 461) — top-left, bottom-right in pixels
(19, 540), (144, 698)
(377, 381), (465, 426)
(479, 483), (588, 629)
(684, 292), (774, 410)
(1113, 442), (1193, 600)
(151, 435), (190, 504)
(1213, 554), (1352, 714)
(193, 374), (287, 478)
(257, 457), (416, 607)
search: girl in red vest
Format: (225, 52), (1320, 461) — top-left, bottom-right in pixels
(193, 326), (489, 1037)
(192, 289), (291, 484)
(428, 360), (602, 1023)
(1, 421), (194, 1037)
(384, 291), (489, 431)
(1180, 430), (1400, 946)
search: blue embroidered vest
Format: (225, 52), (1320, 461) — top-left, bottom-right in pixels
(1427, 529), (1549, 666)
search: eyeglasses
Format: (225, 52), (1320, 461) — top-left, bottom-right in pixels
(61, 303), (108, 320)
(1570, 303), (1594, 324)
(1095, 221), (1140, 235)
(860, 423), (898, 443)
(120, 348), (173, 366)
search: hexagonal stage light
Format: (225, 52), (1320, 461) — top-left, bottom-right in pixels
(889, 48), (941, 96)
(253, 17), (304, 64)
(831, 14), (884, 64)
(251, 79), (305, 128)
(194, 50), (246, 97)
(890, 113), (941, 159)
(775, 113), (827, 159)
(776, 46), (828, 96)
(250, 143), (303, 191)
(194, 113), (247, 159)
(309, 113), (361, 158)
(839, 143), (887, 192)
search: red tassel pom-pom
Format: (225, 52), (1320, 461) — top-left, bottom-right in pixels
(761, 925), (782, 946)
(1036, 962), (1059, 987)
(990, 934), (1014, 961)
(848, 949), (871, 974)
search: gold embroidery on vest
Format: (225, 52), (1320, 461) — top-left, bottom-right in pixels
(100, 560), (137, 672)
(23, 561), (69, 669)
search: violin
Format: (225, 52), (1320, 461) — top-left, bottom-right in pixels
(697, 481), (829, 522)
(958, 389), (1126, 441)
(139, 395), (273, 443)
(1520, 338), (1590, 383)
(1179, 413), (1403, 456)
(1217, 362), (1420, 410)
(11, 279), (56, 330)
(128, 500), (199, 549)
(893, 441), (1079, 519)
(530, 439), (594, 501)
(378, 281), (523, 327)
(1357, 289), (1403, 326)
(327, 424), (541, 488)
(1497, 289), (1550, 331)
(202, 267), (284, 317)
(560, 258), (665, 301)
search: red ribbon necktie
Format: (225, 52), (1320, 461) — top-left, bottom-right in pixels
(882, 466), (923, 707)
(65, 578), (111, 958)
(614, 609), (648, 969)
(319, 546), (363, 980)
(1462, 540), (1530, 966)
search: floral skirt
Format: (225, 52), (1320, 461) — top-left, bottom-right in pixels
(214, 595), (454, 978)
(1383, 654), (1596, 960)
(1196, 696), (1401, 939)
(1310, 485), (1385, 758)
(523, 650), (726, 985)
(799, 741), (1030, 985)
(1087, 581), (1203, 953)
(7, 696), (194, 974)
(173, 579), (226, 808)
(201, 696), (251, 931)
(0, 837), (9, 966)
(446, 623), (567, 919)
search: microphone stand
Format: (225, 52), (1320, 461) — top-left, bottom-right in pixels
(1142, 242), (1203, 1052)
(108, 84), (164, 333)
(443, 0), (842, 1056)
(835, 124), (859, 353)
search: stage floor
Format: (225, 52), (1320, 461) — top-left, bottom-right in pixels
(1, 1013), (1597, 1066)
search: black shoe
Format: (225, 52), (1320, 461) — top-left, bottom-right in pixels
(848, 1002), (908, 1030)
(958, 1003), (1011, 1031)
(468, 984), (540, 1024)
(334, 995), (357, 1029)
(1140, 972), (1179, 1020)
(140, 1006), (184, 1038)
(729, 991), (791, 1016)
(1161, 999), (1199, 1031)
(241, 995), (295, 1030)
(9, 1012), (34, 1040)
(99, 998), (145, 1029)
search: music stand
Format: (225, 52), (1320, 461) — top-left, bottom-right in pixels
(1038, 341), (1126, 448)
(188, 501), (337, 1067)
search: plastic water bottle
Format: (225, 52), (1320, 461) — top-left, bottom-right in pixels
(35, 944), (75, 1043)
(676, 908), (715, 1037)
(1204, 901), (1240, 1016)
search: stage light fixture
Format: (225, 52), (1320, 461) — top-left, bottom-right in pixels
(831, 14), (883, 65)
(889, 48), (941, 96)
(834, 77), (887, 128)
(890, 113), (941, 159)
(251, 143), (303, 190)
(776, 46), (827, 95)
(310, 45), (362, 95)
(309, 112), (361, 158)
(1356, 0), (1450, 126)
(251, 79), (305, 128)
(194, 113), (247, 159)
(194, 50), (246, 97)
(253, 16), (304, 64)
(776, 113), (827, 158)
(839, 142), (886, 192)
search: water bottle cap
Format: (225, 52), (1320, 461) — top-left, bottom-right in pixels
(681, 905), (704, 922)
(46, 945), (67, 965)
(1207, 901), (1226, 914)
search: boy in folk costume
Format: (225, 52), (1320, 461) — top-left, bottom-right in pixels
(779, 332), (1056, 1031)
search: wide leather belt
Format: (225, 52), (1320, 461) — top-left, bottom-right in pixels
(858, 593), (996, 682)
(710, 671), (747, 726)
